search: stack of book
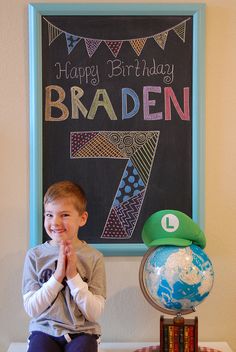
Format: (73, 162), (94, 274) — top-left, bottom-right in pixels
(160, 315), (198, 352)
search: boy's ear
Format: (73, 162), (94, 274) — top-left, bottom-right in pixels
(79, 211), (88, 227)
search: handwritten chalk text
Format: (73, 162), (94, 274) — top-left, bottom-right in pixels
(54, 61), (100, 86)
(45, 85), (190, 122)
(107, 59), (175, 84)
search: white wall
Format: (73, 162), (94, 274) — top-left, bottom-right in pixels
(1, 0), (236, 351)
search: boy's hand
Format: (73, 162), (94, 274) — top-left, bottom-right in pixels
(54, 241), (66, 283)
(65, 241), (78, 280)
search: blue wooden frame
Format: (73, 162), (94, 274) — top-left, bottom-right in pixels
(28, 3), (205, 256)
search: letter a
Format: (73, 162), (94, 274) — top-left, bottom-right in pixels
(87, 89), (117, 120)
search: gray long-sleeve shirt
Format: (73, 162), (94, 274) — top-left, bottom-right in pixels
(22, 241), (106, 337)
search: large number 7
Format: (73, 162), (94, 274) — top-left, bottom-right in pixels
(70, 131), (160, 240)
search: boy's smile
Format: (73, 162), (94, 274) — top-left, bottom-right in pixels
(44, 197), (88, 246)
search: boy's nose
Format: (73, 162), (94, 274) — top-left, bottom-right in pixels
(51, 216), (61, 226)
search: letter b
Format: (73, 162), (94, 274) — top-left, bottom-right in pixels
(45, 85), (69, 121)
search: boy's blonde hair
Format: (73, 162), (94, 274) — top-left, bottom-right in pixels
(44, 180), (87, 214)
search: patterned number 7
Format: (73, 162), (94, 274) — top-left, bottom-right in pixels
(70, 131), (159, 240)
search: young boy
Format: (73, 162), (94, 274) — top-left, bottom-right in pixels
(22, 180), (106, 352)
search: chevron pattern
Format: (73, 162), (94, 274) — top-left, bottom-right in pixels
(101, 191), (145, 239)
(115, 190), (145, 238)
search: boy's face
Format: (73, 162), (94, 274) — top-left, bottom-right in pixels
(44, 197), (88, 245)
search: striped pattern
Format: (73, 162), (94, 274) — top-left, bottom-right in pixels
(131, 133), (159, 185)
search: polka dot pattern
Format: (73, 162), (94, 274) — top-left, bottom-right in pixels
(113, 160), (145, 207)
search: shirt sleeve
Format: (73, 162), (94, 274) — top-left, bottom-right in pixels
(67, 253), (106, 323)
(22, 248), (64, 318)
(23, 275), (64, 318)
(67, 274), (105, 322)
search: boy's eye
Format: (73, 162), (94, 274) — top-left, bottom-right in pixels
(45, 213), (52, 218)
(62, 213), (70, 217)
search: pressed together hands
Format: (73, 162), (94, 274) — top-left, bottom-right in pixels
(54, 240), (78, 283)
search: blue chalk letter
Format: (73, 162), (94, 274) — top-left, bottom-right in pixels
(122, 88), (140, 120)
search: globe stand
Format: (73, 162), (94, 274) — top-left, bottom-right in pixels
(160, 314), (198, 352)
(139, 246), (213, 352)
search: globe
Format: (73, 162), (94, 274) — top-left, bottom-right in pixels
(139, 244), (214, 315)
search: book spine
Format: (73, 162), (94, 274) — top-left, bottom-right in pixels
(163, 325), (169, 352)
(188, 326), (195, 352)
(179, 325), (184, 352)
(184, 326), (190, 352)
(174, 325), (179, 352)
(168, 325), (174, 352)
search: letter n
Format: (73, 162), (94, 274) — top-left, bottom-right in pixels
(164, 87), (190, 121)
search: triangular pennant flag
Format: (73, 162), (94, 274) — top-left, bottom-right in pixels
(84, 38), (102, 57)
(105, 40), (123, 57)
(153, 31), (168, 50)
(65, 33), (81, 54)
(47, 21), (63, 46)
(130, 37), (147, 56)
(173, 20), (187, 42)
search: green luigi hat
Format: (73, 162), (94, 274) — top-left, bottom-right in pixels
(142, 210), (206, 249)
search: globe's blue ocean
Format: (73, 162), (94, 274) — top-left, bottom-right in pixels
(143, 245), (214, 312)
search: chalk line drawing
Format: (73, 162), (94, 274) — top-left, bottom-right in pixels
(44, 17), (190, 57)
(70, 131), (160, 239)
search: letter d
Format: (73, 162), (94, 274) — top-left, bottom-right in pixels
(122, 88), (140, 120)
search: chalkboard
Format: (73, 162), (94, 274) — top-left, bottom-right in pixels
(29, 4), (205, 255)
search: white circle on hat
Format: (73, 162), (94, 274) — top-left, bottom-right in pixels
(161, 214), (179, 232)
